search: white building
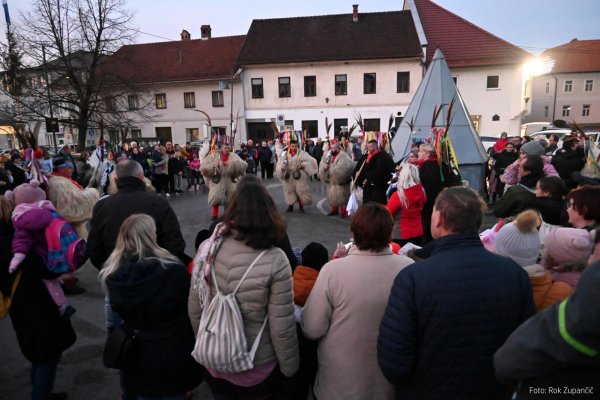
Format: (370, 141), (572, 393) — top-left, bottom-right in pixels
(404, 0), (532, 137)
(236, 6), (423, 141)
(100, 27), (246, 146)
(525, 39), (600, 130)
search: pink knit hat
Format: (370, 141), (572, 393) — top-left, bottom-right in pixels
(544, 228), (594, 266)
(5, 180), (46, 205)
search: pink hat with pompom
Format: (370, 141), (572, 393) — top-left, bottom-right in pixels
(5, 180), (46, 205)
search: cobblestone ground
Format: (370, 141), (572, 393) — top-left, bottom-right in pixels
(0, 176), (496, 399)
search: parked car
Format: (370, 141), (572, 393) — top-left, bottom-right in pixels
(479, 136), (498, 156)
(529, 129), (572, 140)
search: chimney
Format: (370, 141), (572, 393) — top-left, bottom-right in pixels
(180, 29), (190, 41)
(201, 25), (212, 40)
(352, 4), (359, 22)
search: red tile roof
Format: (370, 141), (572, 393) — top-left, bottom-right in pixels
(544, 39), (600, 74)
(237, 11), (422, 66)
(100, 35), (246, 84)
(413, 0), (530, 68)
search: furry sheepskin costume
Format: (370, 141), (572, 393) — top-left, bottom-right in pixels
(201, 151), (247, 207)
(47, 176), (100, 240)
(319, 149), (356, 208)
(275, 148), (318, 206)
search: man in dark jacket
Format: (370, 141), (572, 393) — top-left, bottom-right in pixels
(258, 141), (273, 180)
(353, 139), (395, 204)
(551, 138), (585, 189)
(495, 260), (600, 398)
(86, 159), (190, 269)
(378, 187), (535, 400)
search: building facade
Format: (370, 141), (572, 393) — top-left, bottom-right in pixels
(525, 40), (600, 130)
(237, 7), (423, 141)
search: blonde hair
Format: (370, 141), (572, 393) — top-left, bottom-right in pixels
(99, 214), (180, 291)
(0, 195), (15, 223)
(419, 143), (436, 157)
(396, 163), (422, 208)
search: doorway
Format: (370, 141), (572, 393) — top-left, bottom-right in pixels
(155, 127), (172, 144)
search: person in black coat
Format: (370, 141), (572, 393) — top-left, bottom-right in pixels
(86, 159), (190, 269)
(491, 142), (519, 201)
(353, 139), (395, 205)
(551, 138), (585, 189)
(494, 155), (544, 218)
(100, 214), (203, 398)
(378, 187), (535, 400)
(415, 144), (444, 244)
(258, 141), (273, 180)
(530, 176), (567, 225)
(5, 153), (27, 188)
(1, 197), (76, 400)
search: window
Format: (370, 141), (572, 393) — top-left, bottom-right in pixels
(251, 78), (264, 99)
(564, 80), (573, 92)
(279, 77), (291, 98)
(131, 129), (141, 139)
(363, 118), (380, 131)
(304, 76), (316, 97)
(128, 94), (139, 111)
(186, 128), (200, 142)
(582, 104), (590, 117)
(184, 92), (195, 108)
(364, 73), (376, 94)
(545, 81), (550, 94)
(334, 119), (348, 136)
(212, 91), (224, 107)
(301, 120), (318, 137)
(397, 72), (410, 93)
(544, 106), (549, 118)
(562, 105), (571, 117)
(105, 97), (116, 112)
(486, 75), (499, 89)
(155, 93), (167, 109)
(585, 80), (594, 92)
(335, 74), (347, 96)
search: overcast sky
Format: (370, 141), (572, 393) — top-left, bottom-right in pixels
(10, 0), (600, 54)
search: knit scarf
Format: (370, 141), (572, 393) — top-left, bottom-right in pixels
(519, 171), (543, 190)
(192, 223), (227, 310)
(221, 153), (230, 165)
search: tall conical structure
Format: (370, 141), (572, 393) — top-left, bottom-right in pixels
(391, 49), (488, 192)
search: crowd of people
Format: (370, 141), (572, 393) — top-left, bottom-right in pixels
(1, 128), (600, 400)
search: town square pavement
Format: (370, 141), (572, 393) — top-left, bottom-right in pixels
(0, 176), (496, 399)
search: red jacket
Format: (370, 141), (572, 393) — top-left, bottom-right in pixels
(386, 183), (426, 240)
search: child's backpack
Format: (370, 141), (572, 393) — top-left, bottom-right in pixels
(191, 250), (268, 373)
(45, 212), (87, 274)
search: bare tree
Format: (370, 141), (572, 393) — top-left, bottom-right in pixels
(6, 0), (136, 150)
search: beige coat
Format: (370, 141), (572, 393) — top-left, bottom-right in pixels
(319, 150), (355, 208)
(275, 150), (318, 206)
(188, 237), (299, 377)
(302, 247), (413, 400)
(200, 152), (247, 206)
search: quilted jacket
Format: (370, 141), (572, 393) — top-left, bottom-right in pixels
(188, 236), (299, 377)
(378, 234), (535, 400)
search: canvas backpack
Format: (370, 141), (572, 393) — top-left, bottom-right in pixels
(192, 250), (268, 373)
(45, 212), (87, 274)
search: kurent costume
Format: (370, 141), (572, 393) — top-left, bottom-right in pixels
(276, 139), (318, 213)
(319, 142), (355, 216)
(200, 146), (247, 219)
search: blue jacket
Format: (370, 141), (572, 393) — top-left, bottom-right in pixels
(378, 233), (535, 400)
